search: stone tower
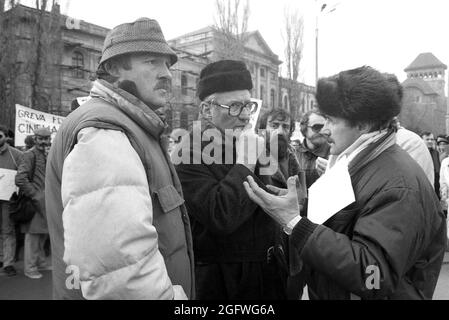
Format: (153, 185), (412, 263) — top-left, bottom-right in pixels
(405, 52), (447, 97)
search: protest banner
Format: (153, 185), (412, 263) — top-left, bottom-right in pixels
(15, 104), (65, 147)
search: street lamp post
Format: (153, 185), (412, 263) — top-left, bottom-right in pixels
(315, 1), (338, 84)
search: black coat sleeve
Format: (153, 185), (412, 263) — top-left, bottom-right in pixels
(15, 151), (38, 199)
(176, 163), (265, 236)
(291, 186), (432, 299)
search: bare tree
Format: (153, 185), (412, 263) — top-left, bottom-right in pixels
(213, 0), (250, 60)
(0, 0), (62, 128)
(0, 0), (20, 128)
(29, 0), (62, 111)
(282, 6), (304, 81)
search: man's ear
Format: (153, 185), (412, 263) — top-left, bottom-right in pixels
(200, 102), (212, 119)
(103, 61), (121, 79)
(357, 122), (371, 134)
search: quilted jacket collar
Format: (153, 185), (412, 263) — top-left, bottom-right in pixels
(90, 79), (166, 139)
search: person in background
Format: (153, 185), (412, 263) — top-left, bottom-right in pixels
(0, 125), (23, 276)
(24, 135), (35, 151)
(296, 110), (330, 189)
(15, 128), (51, 279)
(168, 128), (189, 157)
(439, 150), (449, 250)
(259, 108), (300, 182)
(422, 131), (441, 197)
(436, 135), (449, 162)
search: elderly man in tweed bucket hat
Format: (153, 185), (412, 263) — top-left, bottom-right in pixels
(45, 18), (195, 300)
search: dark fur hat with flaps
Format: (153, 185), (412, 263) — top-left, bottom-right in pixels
(316, 66), (402, 128)
(197, 60), (253, 101)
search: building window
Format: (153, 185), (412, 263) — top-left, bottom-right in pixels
(260, 67), (265, 78)
(283, 96), (288, 109)
(260, 85), (265, 102)
(72, 51), (84, 79)
(181, 73), (188, 95)
(270, 89), (275, 108)
(180, 111), (189, 129)
(416, 96), (421, 103)
(271, 72), (276, 81)
(166, 109), (173, 129)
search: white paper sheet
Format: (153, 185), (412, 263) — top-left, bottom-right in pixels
(0, 168), (18, 201)
(249, 98), (262, 132)
(307, 156), (355, 224)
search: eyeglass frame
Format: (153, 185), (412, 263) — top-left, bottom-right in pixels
(207, 99), (259, 118)
(307, 123), (325, 133)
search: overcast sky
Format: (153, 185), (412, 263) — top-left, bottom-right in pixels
(19, 0), (449, 89)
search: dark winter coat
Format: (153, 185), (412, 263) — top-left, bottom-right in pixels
(295, 140), (330, 189)
(290, 137), (446, 299)
(175, 130), (288, 300)
(15, 147), (48, 234)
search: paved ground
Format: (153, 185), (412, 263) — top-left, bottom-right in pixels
(1, 252), (449, 300)
(0, 259), (52, 300)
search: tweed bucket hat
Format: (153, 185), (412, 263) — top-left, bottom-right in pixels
(99, 18), (177, 67)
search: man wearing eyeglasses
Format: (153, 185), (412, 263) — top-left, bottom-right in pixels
(296, 110), (330, 189)
(175, 60), (288, 299)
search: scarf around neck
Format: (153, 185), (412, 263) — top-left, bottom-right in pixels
(327, 129), (397, 171)
(90, 79), (167, 139)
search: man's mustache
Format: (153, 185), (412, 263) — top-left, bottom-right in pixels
(154, 79), (172, 91)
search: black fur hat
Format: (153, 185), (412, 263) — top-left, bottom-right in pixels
(316, 66), (402, 129)
(197, 60), (253, 101)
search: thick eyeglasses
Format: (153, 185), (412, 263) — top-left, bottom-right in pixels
(210, 100), (259, 117)
(308, 124), (324, 133)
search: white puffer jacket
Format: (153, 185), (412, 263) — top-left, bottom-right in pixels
(61, 126), (187, 300)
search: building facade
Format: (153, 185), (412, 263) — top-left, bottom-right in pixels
(168, 26), (283, 114)
(279, 78), (316, 121)
(1, 7), (316, 132)
(168, 26), (316, 126)
(400, 52), (448, 135)
(0, 4), (108, 126)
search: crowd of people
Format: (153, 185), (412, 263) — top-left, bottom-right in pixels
(0, 127), (51, 279)
(0, 17), (448, 300)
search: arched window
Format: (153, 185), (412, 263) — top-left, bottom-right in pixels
(72, 51), (84, 79)
(181, 73), (188, 95)
(270, 89), (275, 108)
